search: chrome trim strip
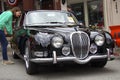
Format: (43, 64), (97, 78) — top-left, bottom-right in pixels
(74, 55), (107, 64)
(53, 51), (57, 64)
(30, 57), (75, 63)
(107, 48), (115, 60)
(107, 48), (110, 60)
(30, 55), (108, 64)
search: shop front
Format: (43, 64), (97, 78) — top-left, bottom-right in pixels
(0, 0), (8, 12)
(0, 1), (2, 13)
(0, 0), (120, 32)
(65, 0), (120, 32)
(65, 0), (120, 46)
(66, 0), (104, 29)
(0, 0), (61, 11)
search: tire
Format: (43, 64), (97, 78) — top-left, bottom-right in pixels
(12, 50), (20, 59)
(24, 40), (38, 75)
(90, 58), (107, 68)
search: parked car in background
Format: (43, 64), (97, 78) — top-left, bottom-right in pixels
(11, 10), (115, 75)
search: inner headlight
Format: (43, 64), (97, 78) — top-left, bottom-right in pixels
(62, 46), (70, 56)
(95, 34), (105, 46)
(90, 43), (97, 54)
(52, 36), (64, 48)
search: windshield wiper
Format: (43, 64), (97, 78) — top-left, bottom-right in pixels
(45, 22), (64, 24)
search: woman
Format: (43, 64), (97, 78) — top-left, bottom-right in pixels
(0, 7), (21, 65)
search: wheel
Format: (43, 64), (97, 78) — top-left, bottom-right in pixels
(24, 40), (38, 75)
(12, 50), (20, 59)
(90, 58), (107, 68)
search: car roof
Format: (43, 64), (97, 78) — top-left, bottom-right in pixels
(26, 10), (69, 14)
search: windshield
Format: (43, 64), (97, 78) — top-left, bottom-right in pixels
(24, 11), (78, 26)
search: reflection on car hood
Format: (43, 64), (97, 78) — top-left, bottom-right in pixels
(29, 27), (77, 44)
(43, 27), (76, 42)
(41, 27), (76, 33)
(28, 27), (77, 34)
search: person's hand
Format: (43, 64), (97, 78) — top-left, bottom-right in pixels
(4, 28), (8, 35)
(4, 28), (13, 37)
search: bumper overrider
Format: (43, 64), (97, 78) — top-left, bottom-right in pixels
(30, 48), (115, 64)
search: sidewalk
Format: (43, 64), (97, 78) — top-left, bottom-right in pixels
(0, 37), (11, 52)
(0, 44), (11, 52)
(114, 47), (120, 58)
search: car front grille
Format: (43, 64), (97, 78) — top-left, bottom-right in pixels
(70, 31), (90, 60)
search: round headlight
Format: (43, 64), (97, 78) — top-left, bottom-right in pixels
(95, 34), (105, 46)
(52, 36), (64, 48)
(62, 46), (70, 56)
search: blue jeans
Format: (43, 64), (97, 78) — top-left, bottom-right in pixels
(0, 30), (8, 60)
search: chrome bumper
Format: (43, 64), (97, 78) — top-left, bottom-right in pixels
(30, 49), (115, 64)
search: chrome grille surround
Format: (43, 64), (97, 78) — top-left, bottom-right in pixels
(70, 31), (90, 60)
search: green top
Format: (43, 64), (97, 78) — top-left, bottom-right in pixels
(0, 11), (13, 34)
(15, 29), (30, 37)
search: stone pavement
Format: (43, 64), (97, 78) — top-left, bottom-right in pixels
(113, 47), (120, 58)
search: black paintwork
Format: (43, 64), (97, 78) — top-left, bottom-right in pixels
(11, 10), (114, 59)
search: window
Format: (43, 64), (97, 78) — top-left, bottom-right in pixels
(71, 3), (84, 24)
(88, 0), (104, 28)
(25, 11), (77, 26)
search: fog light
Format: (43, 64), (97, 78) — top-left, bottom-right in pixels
(90, 43), (97, 54)
(34, 52), (44, 57)
(62, 46), (70, 56)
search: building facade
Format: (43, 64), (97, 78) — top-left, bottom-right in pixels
(64, 0), (120, 32)
(0, 0), (61, 11)
(0, 0), (120, 32)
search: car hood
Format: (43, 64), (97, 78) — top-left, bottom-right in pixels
(39, 27), (76, 33)
(30, 27), (78, 47)
(44, 27), (77, 42)
(29, 27), (77, 38)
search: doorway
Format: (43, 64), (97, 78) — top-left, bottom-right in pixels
(41, 0), (54, 10)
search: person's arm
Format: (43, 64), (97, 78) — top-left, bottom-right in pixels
(0, 11), (12, 26)
(0, 11), (13, 35)
(5, 18), (13, 35)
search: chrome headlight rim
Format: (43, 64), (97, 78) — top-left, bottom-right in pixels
(51, 35), (64, 48)
(95, 34), (105, 46)
(90, 43), (97, 54)
(62, 46), (71, 56)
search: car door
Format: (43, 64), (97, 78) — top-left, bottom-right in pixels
(11, 14), (25, 52)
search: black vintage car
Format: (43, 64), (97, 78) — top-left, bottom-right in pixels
(11, 10), (115, 75)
